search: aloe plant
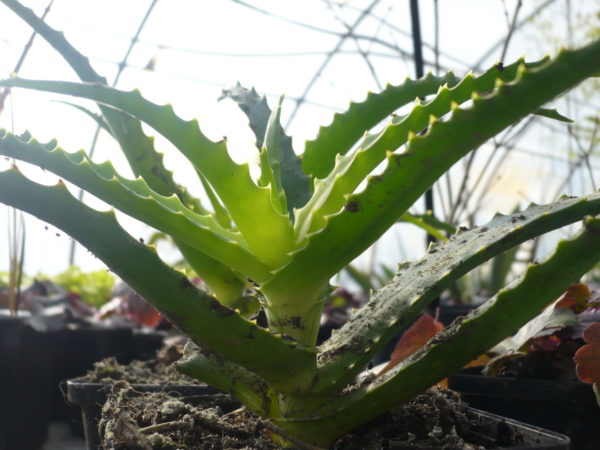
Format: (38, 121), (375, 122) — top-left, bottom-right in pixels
(2, 1), (600, 446)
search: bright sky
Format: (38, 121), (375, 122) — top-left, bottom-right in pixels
(0, 0), (598, 279)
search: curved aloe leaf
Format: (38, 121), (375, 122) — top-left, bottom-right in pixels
(198, 175), (232, 229)
(314, 191), (600, 392)
(302, 72), (458, 179)
(0, 0), (206, 211)
(278, 216), (600, 446)
(176, 241), (247, 308)
(177, 342), (280, 417)
(221, 84), (271, 149)
(265, 41), (600, 303)
(260, 96), (288, 215)
(399, 212), (452, 242)
(0, 131), (272, 283)
(300, 56), (550, 181)
(0, 0), (242, 299)
(0, 77), (296, 269)
(0, 167), (316, 390)
(222, 84), (311, 214)
(295, 57), (548, 239)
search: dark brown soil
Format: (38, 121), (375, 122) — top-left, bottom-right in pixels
(91, 345), (522, 449)
(98, 383), (505, 450)
(100, 381), (280, 449)
(331, 390), (483, 450)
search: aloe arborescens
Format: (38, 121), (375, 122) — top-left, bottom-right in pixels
(1, 1), (600, 446)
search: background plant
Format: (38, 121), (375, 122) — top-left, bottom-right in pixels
(2, 207), (25, 314)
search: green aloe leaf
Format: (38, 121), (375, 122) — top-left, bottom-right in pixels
(534, 107), (573, 122)
(0, 0), (205, 212)
(295, 57), (546, 239)
(176, 241), (247, 308)
(0, 77), (296, 269)
(278, 216), (600, 446)
(0, 167), (316, 391)
(198, 175), (232, 229)
(267, 41), (600, 303)
(399, 212), (451, 242)
(300, 56), (549, 181)
(223, 84), (311, 215)
(302, 71), (459, 179)
(0, 131), (272, 283)
(260, 95), (288, 215)
(221, 84), (271, 148)
(177, 342), (280, 416)
(1, 0), (243, 298)
(314, 191), (600, 392)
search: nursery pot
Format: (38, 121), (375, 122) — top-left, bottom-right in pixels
(463, 408), (570, 450)
(66, 379), (220, 450)
(0, 313), (55, 450)
(70, 378), (570, 450)
(448, 366), (599, 450)
(51, 327), (164, 425)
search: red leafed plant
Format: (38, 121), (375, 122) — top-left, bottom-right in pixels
(482, 283), (600, 393)
(379, 311), (444, 375)
(574, 322), (600, 405)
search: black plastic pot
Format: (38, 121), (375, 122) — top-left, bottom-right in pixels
(0, 314), (55, 450)
(465, 408), (570, 449)
(68, 378), (570, 450)
(449, 366), (599, 450)
(50, 328), (164, 425)
(0, 314), (165, 449)
(66, 379), (220, 450)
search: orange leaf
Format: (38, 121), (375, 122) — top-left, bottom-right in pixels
(574, 322), (600, 384)
(379, 312), (444, 375)
(555, 283), (591, 312)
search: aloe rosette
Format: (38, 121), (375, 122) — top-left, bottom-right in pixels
(1, 0), (600, 446)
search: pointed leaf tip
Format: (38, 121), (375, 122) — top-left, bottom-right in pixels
(533, 108), (574, 123)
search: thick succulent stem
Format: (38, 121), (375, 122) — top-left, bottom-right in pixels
(262, 287), (326, 347)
